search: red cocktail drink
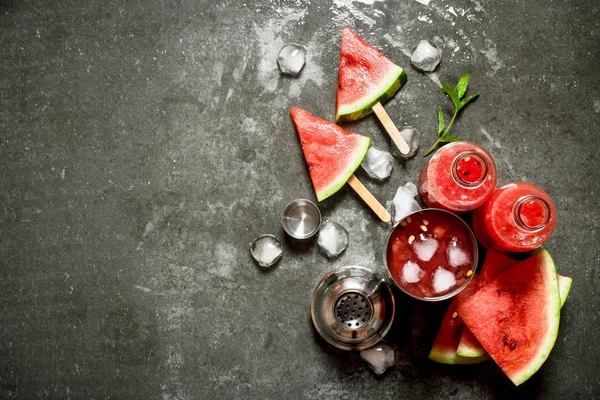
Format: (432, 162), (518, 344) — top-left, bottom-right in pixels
(419, 142), (497, 213)
(385, 209), (477, 301)
(472, 182), (557, 252)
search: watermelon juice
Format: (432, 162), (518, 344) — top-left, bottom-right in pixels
(472, 182), (557, 252)
(385, 209), (477, 301)
(419, 142), (497, 213)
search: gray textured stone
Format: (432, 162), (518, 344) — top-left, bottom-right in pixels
(0, 0), (598, 398)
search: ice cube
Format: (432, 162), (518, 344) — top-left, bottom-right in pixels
(277, 44), (307, 77)
(391, 126), (421, 160)
(410, 40), (442, 73)
(404, 181), (418, 197)
(402, 261), (424, 283)
(412, 237), (439, 262)
(361, 146), (394, 181)
(432, 267), (456, 294)
(360, 342), (395, 375)
(391, 185), (421, 223)
(446, 239), (470, 267)
(317, 220), (348, 258)
(250, 235), (283, 268)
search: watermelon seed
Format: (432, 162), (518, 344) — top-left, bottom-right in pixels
(408, 235), (415, 244)
(510, 342), (517, 351)
(503, 337), (509, 346)
(452, 312), (458, 319)
(420, 225), (428, 232)
(423, 220), (429, 225)
(466, 270), (473, 277)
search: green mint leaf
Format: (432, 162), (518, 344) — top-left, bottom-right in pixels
(440, 135), (460, 143)
(437, 106), (445, 137)
(439, 81), (460, 109)
(423, 139), (441, 156)
(455, 72), (470, 100)
(458, 93), (479, 111)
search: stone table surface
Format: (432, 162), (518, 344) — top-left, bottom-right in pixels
(1, 0), (599, 399)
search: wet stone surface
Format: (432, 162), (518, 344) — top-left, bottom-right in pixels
(0, 0), (598, 398)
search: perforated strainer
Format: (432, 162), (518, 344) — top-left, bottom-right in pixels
(311, 266), (395, 351)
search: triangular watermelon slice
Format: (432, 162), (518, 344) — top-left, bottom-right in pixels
(290, 107), (370, 202)
(457, 250), (561, 386)
(456, 250), (573, 358)
(336, 27), (407, 122)
(456, 250), (518, 358)
(428, 275), (490, 364)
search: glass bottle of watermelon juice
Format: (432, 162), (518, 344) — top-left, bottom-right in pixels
(471, 182), (557, 252)
(419, 141), (497, 213)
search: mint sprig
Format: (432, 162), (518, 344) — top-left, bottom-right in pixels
(424, 73), (479, 156)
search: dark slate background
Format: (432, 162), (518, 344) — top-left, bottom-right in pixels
(1, 0), (599, 399)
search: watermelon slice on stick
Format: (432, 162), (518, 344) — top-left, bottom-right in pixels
(457, 249), (561, 386)
(290, 107), (391, 222)
(336, 27), (410, 155)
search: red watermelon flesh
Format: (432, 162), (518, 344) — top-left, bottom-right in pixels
(479, 250), (518, 286)
(457, 251), (572, 358)
(336, 27), (407, 122)
(457, 250), (561, 386)
(456, 250), (518, 357)
(290, 107), (370, 202)
(429, 275), (489, 364)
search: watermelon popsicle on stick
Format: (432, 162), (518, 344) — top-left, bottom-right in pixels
(336, 27), (410, 155)
(290, 107), (391, 222)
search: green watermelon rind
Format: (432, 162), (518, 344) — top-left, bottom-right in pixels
(558, 275), (572, 308)
(336, 66), (407, 122)
(508, 250), (560, 386)
(429, 348), (490, 365)
(456, 272), (572, 359)
(316, 136), (371, 202)
(455, 336), (487, 358)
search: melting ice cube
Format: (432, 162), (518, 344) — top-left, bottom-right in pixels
(360, 342), (395, 375)
(250, 235), (283, 268)
(277, 44), (307, 77)
(410, 40), (442, 72)
(403, 181), (418, 197)
(391, 126), (421, 160)
(412, 237), (439, 262)
(446, 240), (470, 268)
(402, 261), (424, 283)
(361, 146), (394, 181)
(432, 267), (456, 293)
(391, 184), (421, 223)
(317, 220), (348, 258)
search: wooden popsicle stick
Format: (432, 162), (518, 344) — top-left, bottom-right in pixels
(372, 102), (410, 155)
(347, 175), (391, 223)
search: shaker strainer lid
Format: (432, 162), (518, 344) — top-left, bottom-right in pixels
(311, 265), (395, 351)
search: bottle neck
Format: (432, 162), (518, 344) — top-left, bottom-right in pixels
(513, 196), (551, 231)
(451, 152), (488, 187)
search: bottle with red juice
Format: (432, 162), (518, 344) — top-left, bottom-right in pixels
(419, 141), (497, 213)
(471, 182), (557, 252)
